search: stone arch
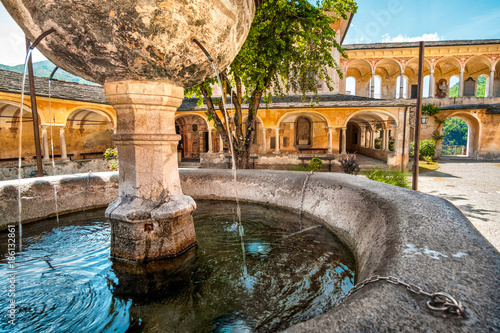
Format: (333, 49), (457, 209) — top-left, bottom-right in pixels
(278, 111), (329, 152)
(442, 112), (481, 158)
(0, 99), (45, 160)
(295, 115), (313, 147)
(404, 57), (432, 98)
(64, 106), (115, 128)
(374, 58), (402, 99)
(346, 59), (373, 97)
(175, 113), (209, 159)
(434, 56), (461, 79)
(64, 108), (115, 158)
(344, 109), (398, 154)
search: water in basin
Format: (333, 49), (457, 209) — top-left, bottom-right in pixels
(0, 200), (355, 332)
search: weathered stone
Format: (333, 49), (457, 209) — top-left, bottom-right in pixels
(103, 80), (198, 261)
(2, 0), (255, 87)
(1, 170), (499, 331)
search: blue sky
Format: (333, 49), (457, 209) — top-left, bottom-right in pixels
(1, 1), (499, 65)
(344, 0), (500, 44)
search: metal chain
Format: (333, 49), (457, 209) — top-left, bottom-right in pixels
(336, 275), (465, 317)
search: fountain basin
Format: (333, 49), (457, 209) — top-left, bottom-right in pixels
(1, 169), (499, 331)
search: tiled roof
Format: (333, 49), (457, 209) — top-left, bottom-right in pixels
(343, 39), (500, 50)
(0, 69), (108, 104)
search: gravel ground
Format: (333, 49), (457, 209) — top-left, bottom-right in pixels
(418, 159), (500, 252)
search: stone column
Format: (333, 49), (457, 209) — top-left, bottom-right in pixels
(429, 70), (435, 98)
(490, 68), (495, 97)
(219, 133), (224, 152)
(261, 128), (267, 153)
(341, 127), (347, 154)
(41, 126), (49, 161)
(383, 129), (389, 151)
(327, 127), (333, 154)
(104, 80), (197, 262)
(370, 71), (375, 98)
(459, 69), (465, 97)
(207, 129), (213, 153)
(59, 127), (68, 161)
(274, 127), (280, 153)
(359, 125), (366, 148)
(399, 71), (405, 99)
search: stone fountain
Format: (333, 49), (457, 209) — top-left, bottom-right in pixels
(2, 0), (255, 261)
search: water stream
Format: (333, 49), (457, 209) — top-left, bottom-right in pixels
(16, 47), (34, 251)
(48, 79), (60, 223)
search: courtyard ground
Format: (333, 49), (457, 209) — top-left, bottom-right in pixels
(418, 159), (500, 252)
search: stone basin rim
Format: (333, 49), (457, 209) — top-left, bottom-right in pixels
(0, 169), (499, 332)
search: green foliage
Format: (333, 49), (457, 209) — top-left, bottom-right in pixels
(339, 153), (360, 175)
(476, 76), (486, 97)
(422, 103), (440, 117)
(442, 118), (468, 146)
(434, 117), (446, 125)
(423, 155), (433, 163)
(104, 148), (118, 171)
(449, 82), (459, 98)
(186, 0), (357, 168)
(365, 169), (410, 189)
(431, 130), (445, 141)
(308, 157), (323, 172)
(389, 136), (395, 151)
(410, 139), (436, 160)
(374, 137), (382, 149)
(229, 0), (357, 99)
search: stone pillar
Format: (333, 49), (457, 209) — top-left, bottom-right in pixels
(370, 71), (375, 98)
(327, 127), (333, 154)
(429, 70), (435, 98)
(490, 68), (495, 97)
(341, 127), (347, 154)
(104, 80), (197, 262)
(219, 133), (224, 152)
(459, 69), (465, 97)
(359, 125), (366, 148)
(41, 126), (49, 161)
(261, 128), (267, 153)
(399, 71), (405, 99)
(59, 127), (68, 161)
(274, 127), (280, 153)
(207, 129), (213, 153)
(383, 129), (389, 151)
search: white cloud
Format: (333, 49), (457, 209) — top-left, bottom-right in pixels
(381, 33), (442, 43)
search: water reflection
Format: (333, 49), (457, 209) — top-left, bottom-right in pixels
(0, 201), (355, 332)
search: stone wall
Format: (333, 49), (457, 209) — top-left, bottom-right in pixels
(0, 159), (111, 181)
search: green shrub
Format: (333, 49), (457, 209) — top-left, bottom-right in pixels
(410, 139), (436, 160)
(366, 169), (410, 189)
(104, 148), (119, 171)
(308, 157), (323, 172)
(423, 155), (433, 163)
(339, 153), (360, 175)
(374, 138), (382, 149)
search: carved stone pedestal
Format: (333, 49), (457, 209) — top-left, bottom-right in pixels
(104, 80), (197, 262)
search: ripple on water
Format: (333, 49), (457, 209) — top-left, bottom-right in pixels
(0, 201), (355, 332)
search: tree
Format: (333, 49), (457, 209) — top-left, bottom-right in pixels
(186, 0), (358, 168)
(442, 118), (468, 146)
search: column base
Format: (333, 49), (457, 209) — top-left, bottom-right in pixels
(106, 195), (197, 262)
